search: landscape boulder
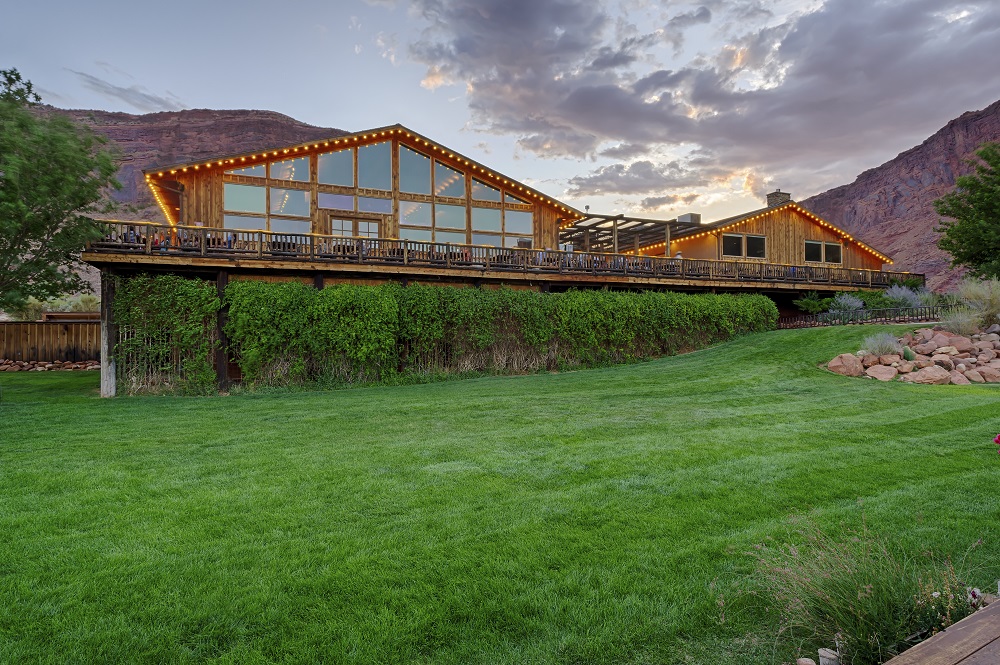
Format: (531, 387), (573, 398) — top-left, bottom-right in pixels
(936, 345), (959, 355)
(931, 354), (955, 370)
(986, 324), (1000, 334)
(862, 354), (879, 368)
(913, 341), (938, 355)
(828, 354), (864, 377)
(866, 365), (898, 381)
(948, 337), (974, 352)
(978, 367), (1000, 383)
(930, 333), (953, 348)
(964, 370), (986, 383)
(879, 354), (901, 365)
(897, 361), (915, 373)
(901, 365), (952, 385)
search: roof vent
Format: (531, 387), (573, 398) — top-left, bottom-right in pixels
(677, 212), (702, 225)
(767, 189), (792, 207)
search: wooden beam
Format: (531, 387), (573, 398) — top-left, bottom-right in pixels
(99, 271), (117, 398)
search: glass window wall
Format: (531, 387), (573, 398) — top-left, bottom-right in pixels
(722, 234), (744, 257)
(270, 157), (309, 182)
(224, 214), (266, 230)
(358, 196), (392, 214)
(270, 188), (310, 217)
(746, 235), (766, 259)
(435, 230), (466, 244)
(399, 146), (431, 194)
(399, 227), (432, 242)
(434, 162), (465, 198)
(358, 142), (391, 190)
(505, 192), (527, 204)
(318, 149), (353, 186)
(435, 203), (466, 229)
(472, 208), (501, 232)
(805, 240), (823, 262)
(472, 233), (502, 247)
(399, 201), (432, 226)
(471, 179), (501, 202)
(225, 164), (265, 177)
(269, 217), (310, 234)
(224, 184), (266, 213)
(504, 210), (532, 235)
(318, 193), (354, 210)
(825, 242), (842, 263)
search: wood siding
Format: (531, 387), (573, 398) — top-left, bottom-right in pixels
(0, 322), (101, 362)
(666, 207), (885, 270)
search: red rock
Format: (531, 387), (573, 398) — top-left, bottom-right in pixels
(913, 342), (938, 355)
(931, 354), (955, 370)
(879, 354), (901, 365)
(931, 333), (953, 348)
(866, 365), (898, 381)
(978, 367), (1000, 383)
(829, 353), (864, 377)
(903, 365), (952, 384)
(949, 337), (974, 352)
(862, 354), (879, 368)
(897, 361), (915, 373)
(964, 370), (986, 383)
(949, 370), (971, 385)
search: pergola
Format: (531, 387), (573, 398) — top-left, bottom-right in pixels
(557, 213), (703, 255)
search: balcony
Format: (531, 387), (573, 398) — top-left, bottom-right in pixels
(83, 222), (923, 291)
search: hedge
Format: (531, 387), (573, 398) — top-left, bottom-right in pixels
(223, 282), (778, 388)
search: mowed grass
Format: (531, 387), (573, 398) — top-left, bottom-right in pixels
(1, 325), (999, 664)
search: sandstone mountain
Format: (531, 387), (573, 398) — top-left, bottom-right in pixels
(801, 99), (1000, 291)
(52, 107), (346, 219)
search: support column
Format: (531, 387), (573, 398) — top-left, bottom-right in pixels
(100, 271), (117, 398)
(612, 220), (619, 254)
(665, 224), (671, 256)
(216, 270), (229, 392)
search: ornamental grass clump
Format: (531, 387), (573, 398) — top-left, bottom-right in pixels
(957, 278), (1000, 327)
(862, 332), (902, 356)
(940, 307), (983, 337)
(883, 285), (925, 309)
(829, 293), (865, 312)
(753, 518), (981, 665)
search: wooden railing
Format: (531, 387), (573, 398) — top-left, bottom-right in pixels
(88, 221), (923, 288)
(778, 306), (950, 329)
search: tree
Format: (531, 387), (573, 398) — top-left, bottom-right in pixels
(0, 68), (120, 312)
(935, 142), (1000, 279)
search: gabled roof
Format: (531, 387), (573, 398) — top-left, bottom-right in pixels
(143, 124), (584, 225)
(671, 201), (893, 264)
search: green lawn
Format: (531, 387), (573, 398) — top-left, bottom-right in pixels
(1, 325), (999, 664)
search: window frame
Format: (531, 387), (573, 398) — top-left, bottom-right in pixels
(721, 233), (745, 258)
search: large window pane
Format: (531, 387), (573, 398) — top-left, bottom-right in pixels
(434, 162), (465, 198)
(472, 207), (501, 231)
(504, 210), (532, 234)
(805, 240), (823, 262)
(473, 233), (502, 247)
(504, 235), (532, 248)
(270, 157), (309, 182)
(722, 234), (743, 257)
(399, 201), (432, 226)
(505, 192), (527, 204)
(436, 230), (466, 244)
(224, 184), (266, 213)
(399, 227), (432, 242)
(269, 217), (310, 234)
(225, 163), (265, 177)
(318, 193), (354, 210)
(825, 242), (842, 263)
(472, 179), (501, 202)
(399, 146), (431, 194)
(224, 214), (266, 230)
(270, 188), (310, 217)
(358, 196), (392, 214)
(330, 219), (353, 236)
(358, 142), (391, 190)
(358, 222), (379, 238)
(318, 149), (353, 186)
(746, 235), (766, 259)
(435, 203), (466, 229)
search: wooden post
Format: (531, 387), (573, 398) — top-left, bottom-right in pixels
(583, 228), (591, 253)
(216, 270), (229, 393)
(99, 271), (117, 398)
(612, 219), (619, 254)
(634, 234), (640, 255)
(665, 223), (671, 256)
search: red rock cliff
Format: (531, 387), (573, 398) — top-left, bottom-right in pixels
(800, 99), (1000, 291)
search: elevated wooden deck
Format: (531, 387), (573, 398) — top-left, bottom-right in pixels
(83, 222), (922, 292)
(885, 600), (1000, 665)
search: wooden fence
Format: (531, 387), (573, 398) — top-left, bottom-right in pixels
(0, 322), (101, 362)
(778, 306), (951, 329)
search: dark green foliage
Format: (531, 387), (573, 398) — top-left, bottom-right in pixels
(890, 276), (927, 290)
(224, 283), (778, 388)
(113, 274), (220, 394)
(902, 346), (915, 361)
(935, 142), (1000, 279)
(0, 68), (120, 311)
(792, 291), (829, 314)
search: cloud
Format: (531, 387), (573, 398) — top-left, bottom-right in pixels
(69, 70), (185, 113)
(400, 0), (1000, 201)
(566, 159), (725, 196)
(639, 193), (700, 211)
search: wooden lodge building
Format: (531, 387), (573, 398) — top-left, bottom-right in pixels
(82, 124), (918, 394)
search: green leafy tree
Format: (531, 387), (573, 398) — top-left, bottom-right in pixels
(935, 142), (1000, 279)
(0, 67), (120, 312)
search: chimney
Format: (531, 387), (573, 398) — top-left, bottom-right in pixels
(766, 189), (792, 207)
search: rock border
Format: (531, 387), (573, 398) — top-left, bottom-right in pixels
(0, 359), (100, 372)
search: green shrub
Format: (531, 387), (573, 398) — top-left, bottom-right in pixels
(113, 275), (220, 395)
(883, 285), (924, 309)
(902, 346), (915, 361)
(753, 519), (981, 665)
(223, 283), (779, 388)
(793, 291), (831, 314)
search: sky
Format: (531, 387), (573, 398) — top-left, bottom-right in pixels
(3, 0), (1000, 221)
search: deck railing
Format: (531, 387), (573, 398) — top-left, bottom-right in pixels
(88, 221), (922, 288)
(778, 306), (950, 329)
